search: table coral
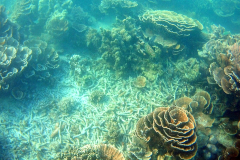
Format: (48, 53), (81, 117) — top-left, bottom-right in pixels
(130, 106), (197, 160)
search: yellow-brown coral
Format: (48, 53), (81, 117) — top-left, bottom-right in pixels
(209, 42), (240, 96)
(132, 106), (197, 159)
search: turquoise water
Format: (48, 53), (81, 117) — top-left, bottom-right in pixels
(0, 0), (240, 159)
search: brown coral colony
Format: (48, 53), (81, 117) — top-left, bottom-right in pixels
(209, 42), (240, 96)
(135, 106), (197, 159)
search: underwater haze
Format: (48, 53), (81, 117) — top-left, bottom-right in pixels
(0, 0), (240, 159)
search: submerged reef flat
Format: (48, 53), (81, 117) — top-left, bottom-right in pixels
(1, 53), (240, 159)
(1, 0), (240, 160)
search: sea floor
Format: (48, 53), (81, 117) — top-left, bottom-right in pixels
(0, 53), (195, 159)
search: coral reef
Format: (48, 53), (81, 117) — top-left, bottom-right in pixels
(103, 121), (122, 146)
(0, 39), (32, 90)
(99, 0), (138, 16)
(0, 6), (19, 40)
(46, 10), (69, 37)
(99, 16), (163, 77)
(0, 7), (32, 91)
(86, 28), (102, 51)
(23, 39), (59, 82)
(139, 10), (204, 49)
(57, 144), (125, 160)
(198, 25), (240, 96)
(2, 0), (240, 159)
(69, 54), (97, 89)
(50, 122), (66, 138)
(129, 106), (197, 160)
(11, 0), (34, 25)
(170, 58), (201, 82)
(209, 42), (240, 96)
(218, 145), (240, 160)
(198, 25), (235, 61)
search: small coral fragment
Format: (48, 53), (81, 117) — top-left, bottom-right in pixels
(133, 76), (147, 88)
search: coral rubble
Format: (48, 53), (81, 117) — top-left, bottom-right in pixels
(57, 144), (125, 160)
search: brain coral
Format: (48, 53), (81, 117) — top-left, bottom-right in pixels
(131, 106), (197, 160)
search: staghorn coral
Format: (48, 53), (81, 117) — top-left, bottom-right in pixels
(57, 144), (125, 160)
(50, 122), (65, 138)
(209, 42), (240, 96)
(130, 106), (197, 160)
